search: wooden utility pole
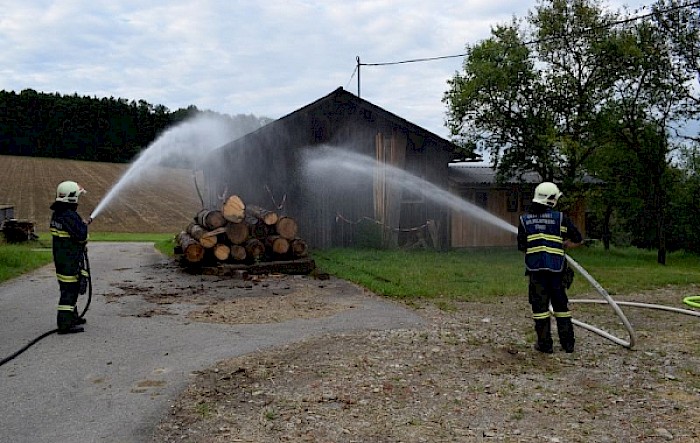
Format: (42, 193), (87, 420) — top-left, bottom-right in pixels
(356, 56), (361, 97)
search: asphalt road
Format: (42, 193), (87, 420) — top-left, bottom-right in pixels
(0, 242), (424, 443)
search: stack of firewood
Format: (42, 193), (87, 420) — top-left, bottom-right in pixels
(175, 195), (308, 265)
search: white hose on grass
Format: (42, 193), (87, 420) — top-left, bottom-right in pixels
(564, 255), (700, 349)
(571, 299), (700, 318)
(564, 255), (638, 349)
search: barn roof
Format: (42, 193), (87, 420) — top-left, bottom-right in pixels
(448, 163), (603, 185)
(217, 87), (473, 158)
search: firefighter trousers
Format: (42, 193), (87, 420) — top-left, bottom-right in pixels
(57, 281), (80, 331)
(528, 271), (575, 352)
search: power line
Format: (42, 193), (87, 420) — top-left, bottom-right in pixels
(357, 0), (699, 68)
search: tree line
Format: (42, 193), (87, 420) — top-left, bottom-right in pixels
(0, 89), (270, 163)
(444, 0), (700, 262)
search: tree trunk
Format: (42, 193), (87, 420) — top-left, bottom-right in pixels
(225, 221), (249, 245)
(176, 231), (205, 263)
(266, 235), (290, 256)
(602, 205), (612, 251)
(222, 195), (246, 223)
(247, 204), (279, 226)
(655, 178), (667, 265)
(275, 216), (298, 240)
(186, 222), (218, 248)
(194, 209), (227, 230)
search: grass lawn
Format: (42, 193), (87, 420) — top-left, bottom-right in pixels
(311, 245), (700, 301)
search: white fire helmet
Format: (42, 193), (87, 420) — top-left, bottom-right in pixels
(55, 181), (86, 204)
(532, 182), (562, 208)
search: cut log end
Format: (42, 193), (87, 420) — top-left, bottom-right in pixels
(213, 244), (231, 261)
(275, 216), (298, 240)
(230, 244), (247, 261)
(290, 238), (308, 257)
(266, 235), (290, 255)
(222, 195), (246, 222)
(194, 209), (227, 230)
(225, 221), (249, 245)
(247, 205), (280, 226)
(176, 231), (205, 263)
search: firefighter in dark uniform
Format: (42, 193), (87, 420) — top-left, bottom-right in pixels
(50, 181), (90, 334)
(518, 182), (582, 353)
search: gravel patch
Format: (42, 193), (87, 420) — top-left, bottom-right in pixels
(152, 284), (700, 442)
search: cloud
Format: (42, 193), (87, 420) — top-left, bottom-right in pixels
(0, 0), (658, 139)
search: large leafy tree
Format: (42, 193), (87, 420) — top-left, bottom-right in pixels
(444, 0), (699, 263)
(443, 24), (559, 180)
(444, 0), (621, 186)
(596, 3), (699, 263)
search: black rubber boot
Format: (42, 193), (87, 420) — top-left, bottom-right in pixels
(73, 308), (86, 325)
(556, 317), (575, 353)
(57, 326), (84, 335)
(534, 319), (553, 354)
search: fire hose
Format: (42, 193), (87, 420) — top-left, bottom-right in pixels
(0, 247), (92, 367)
(563, 255), (700, 349)
(684, 295), (700, 308)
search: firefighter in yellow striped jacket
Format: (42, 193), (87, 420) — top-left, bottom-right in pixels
(50, 181), (89, 334)
(518, 182), (582, 354)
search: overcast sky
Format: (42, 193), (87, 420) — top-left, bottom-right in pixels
(1, 0), (652, 139)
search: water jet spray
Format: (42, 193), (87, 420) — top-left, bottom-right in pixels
(90, 115), (243, 221)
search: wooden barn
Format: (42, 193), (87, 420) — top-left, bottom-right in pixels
(202, 87), (470, 250)
(448, 164), (590, 248)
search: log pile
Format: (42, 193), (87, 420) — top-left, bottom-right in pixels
(174, 195), (313, 275)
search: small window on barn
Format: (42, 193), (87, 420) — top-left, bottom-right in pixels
(507, 189), (519, 212)
(475, 191), (488, 209)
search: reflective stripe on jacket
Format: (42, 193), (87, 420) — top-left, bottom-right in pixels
(520, 210), (565, 272)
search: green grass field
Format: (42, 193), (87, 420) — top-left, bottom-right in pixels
(3, 234), (700, 303)
(0, 232), (176, 283)
(312, 245), (700, 301)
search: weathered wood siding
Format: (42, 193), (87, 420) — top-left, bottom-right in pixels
(450, 185), (587, 248)
(450, 186), (519, 247)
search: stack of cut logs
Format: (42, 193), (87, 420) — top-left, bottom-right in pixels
(175, 195), (308, 266)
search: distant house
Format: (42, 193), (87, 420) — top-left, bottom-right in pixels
(202, 87), (473, 250)
(448, 164), (590, 248)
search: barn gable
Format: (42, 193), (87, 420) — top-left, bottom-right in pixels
(203, 87), (467, 249)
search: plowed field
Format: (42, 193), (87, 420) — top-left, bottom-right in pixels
(0, 155), (203, 233)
